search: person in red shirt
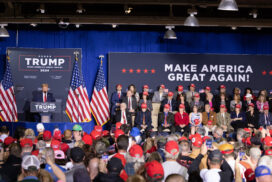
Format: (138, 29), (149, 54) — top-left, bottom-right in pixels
(175, 104), (190, 135)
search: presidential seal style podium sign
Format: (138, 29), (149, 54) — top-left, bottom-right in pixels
(30, 102), (61, 123)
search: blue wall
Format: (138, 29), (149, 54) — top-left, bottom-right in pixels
(1, 29), (272, 97)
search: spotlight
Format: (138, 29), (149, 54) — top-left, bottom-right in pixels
(218, 0), (238, 11)
(231, 26), (237, 30)
(163, 26), (177, 40)
(124, 5), (133, 14)
(112, 24), (117, 28)
(257, 27), (262, 31)
(58, 19), (70, 29)
(0, 24), (9, 38)
(249, 9), (258, 19)
(30, 23), (37, 27)
(75, 24), (80, 28)
(37, 4), (45, 14)
(184, 8), (199, 27)
(76, 4), (85, 14)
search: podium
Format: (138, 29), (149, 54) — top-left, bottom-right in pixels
(30, 102), (61, 123)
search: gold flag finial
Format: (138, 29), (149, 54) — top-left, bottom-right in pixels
(99, 55), (104, 66)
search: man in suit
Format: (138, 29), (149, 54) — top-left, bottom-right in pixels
(122, 90), (137, 115)
(215, 85), (231, 103)
(216, 105), (232, 133)
(158, 104), (175, 133)
(135, 103), (152, 139)
(160, 92), (177, 112)
(200, 86), (211, 102)
(242, 93), (256, 112)
(110, 84), (124, 117)
(190, 93), (204, 112)
(173, 85), (185, 101)
(152, 84), (167, 103)
(259, 105), (272, 129)
(32, 83), (55, 122)
(115, 103), (132, 128)
(139, 85), (154, 100)
(185, 83), (198, 104)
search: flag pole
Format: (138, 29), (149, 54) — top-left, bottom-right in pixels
(74, 51), (79, 61)
(99, 55), (104, 66)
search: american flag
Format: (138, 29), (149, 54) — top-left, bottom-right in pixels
(66, 60), (92, 123)
(0, 59), (18, 122)
(90, 61), (110, 126)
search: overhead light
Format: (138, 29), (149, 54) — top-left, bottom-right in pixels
(184, 8), (199, 27)
(249, 9), (258, 19)
(124, 5), (133, 14)
(164, 26), (177, 40)
(30, 23), (37, 27)
(0, 24), (10, 38)
(37, 4), (45, 14)
(218, 0), (238, 11)
(58, 19), (69, 29)
(231, 26), (237, 30)
(112, 24), (117, 28)
(75, 24), (80, 28)
(76, 4), (85, 14)
(257, 27), (262, 31)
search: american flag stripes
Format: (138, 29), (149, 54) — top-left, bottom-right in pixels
(66, 60), (92, 123)
(90, 61), (110, 126)
(0, 59), (18, 122)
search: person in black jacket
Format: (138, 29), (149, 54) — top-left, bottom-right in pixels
(157, 104), (175, 134)
(135, 103), (153, 140)
(246, 103), (259, 129)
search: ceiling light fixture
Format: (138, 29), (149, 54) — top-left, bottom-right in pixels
(218, 0), (238, 11)
(76, 4), (85, 14)
(164, 26), (177, 40)
(58, 19), (70, 29)
(75, 24), (80, 28)
(30, 23), (37, 27)
(0, 24), (10, 38)
(231, 26), (237, 30)
(112, 24), (117, 28)
(249, 9), (258, 19)
(184, 8), (199, 27)
(124, 5), (133, 14)
(37, 4), (45, 14)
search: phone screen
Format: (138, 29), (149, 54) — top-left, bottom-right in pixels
(206, 139), (212, 149)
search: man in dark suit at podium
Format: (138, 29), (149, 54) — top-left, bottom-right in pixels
(33, 83), (55, 122)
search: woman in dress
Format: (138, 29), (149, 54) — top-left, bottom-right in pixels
(189, 105), (202, 134)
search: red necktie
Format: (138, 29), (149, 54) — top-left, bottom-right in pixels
(118, 93), (120, 98)
(44, 93), (47, 102)
(143, 113), (145, 125)
(123, 112), (127, 124)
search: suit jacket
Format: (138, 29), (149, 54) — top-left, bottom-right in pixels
(160, 98), (177, 112)
(135, 110), (152, 130)
(202, 111), (217, 125)
(152, 91), (167, 103)
(246, 111), (259, 129)
(204, 100), (216, 110)
(122, 96), (138, 112)
(185, 91), (198, 104)
(242, 100), (256, 112)
(115, 110), (132, 126)
(110, 91), (124, 114)
(139, 92), (154, 100)
(158, 112), (175, 127)
(173, 92), (186, 101)
(259, 112), (272, 127)
(214, 99), (230, 113)
(138, 99), (153, 111)
(216, 112), (233, 132)
(190, 101), (204, 112)
(33, 91), (55, 102)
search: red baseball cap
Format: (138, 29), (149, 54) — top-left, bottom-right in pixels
(194, 93), (200, 98)
(205, 86), (211, 91)
(220, 104), (226, 108)
(115, 129), (124, 139)
(178, 85), (183, 91)
(143, 91), (149, 96)
(4, 136), (15, 146)
(51, 140), (61, 151)
(102, 130), (109, 137)
(164, 104), (170, 109)
(160, 84), (165, 89)
(265, 149), (272, 156)
(165, 141), (179, 155)
(43, 130), (52, 141)
(191, 134), (202, 148)
(90, 130), (101, 140)
(20, 138), (33, 148)
(264, 105), (269, 110)
(145, 161), (164, 179)
(190, 84), (196, 88)
(264, 136), (272, 146)
(83, 134), (93, 145)
(129, 144), (143, 158)
(31, 150), (39, 156)
(179, 104), (185, 109)
(168, 92), (173, 97)
(53, 129), (62, 141)
(235, 104), (241, 109)
(244, 128), (251, 133)
(143, 85), (149, 89)
(207, 120), (213, 126)
(94, 125), (103, 133)
(141, 103), (147, 109)
(194, 119), (200, 125)
(60, 143), (69, 153)
(244, 168), (255, 182)
(248, 103), (255, 107)
(220, 85), (226, 89)
(179, 136), (188, 141)
(242, 137), (251, 146)
(116, 122), (122, 129)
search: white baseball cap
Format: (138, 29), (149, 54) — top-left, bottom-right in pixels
(22, 155), (40, 170)
(245, 94), (252, 98)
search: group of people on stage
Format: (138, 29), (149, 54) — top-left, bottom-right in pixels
(110, 83), (272, 137)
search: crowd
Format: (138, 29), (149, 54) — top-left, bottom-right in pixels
(0, 83), (272, 182)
